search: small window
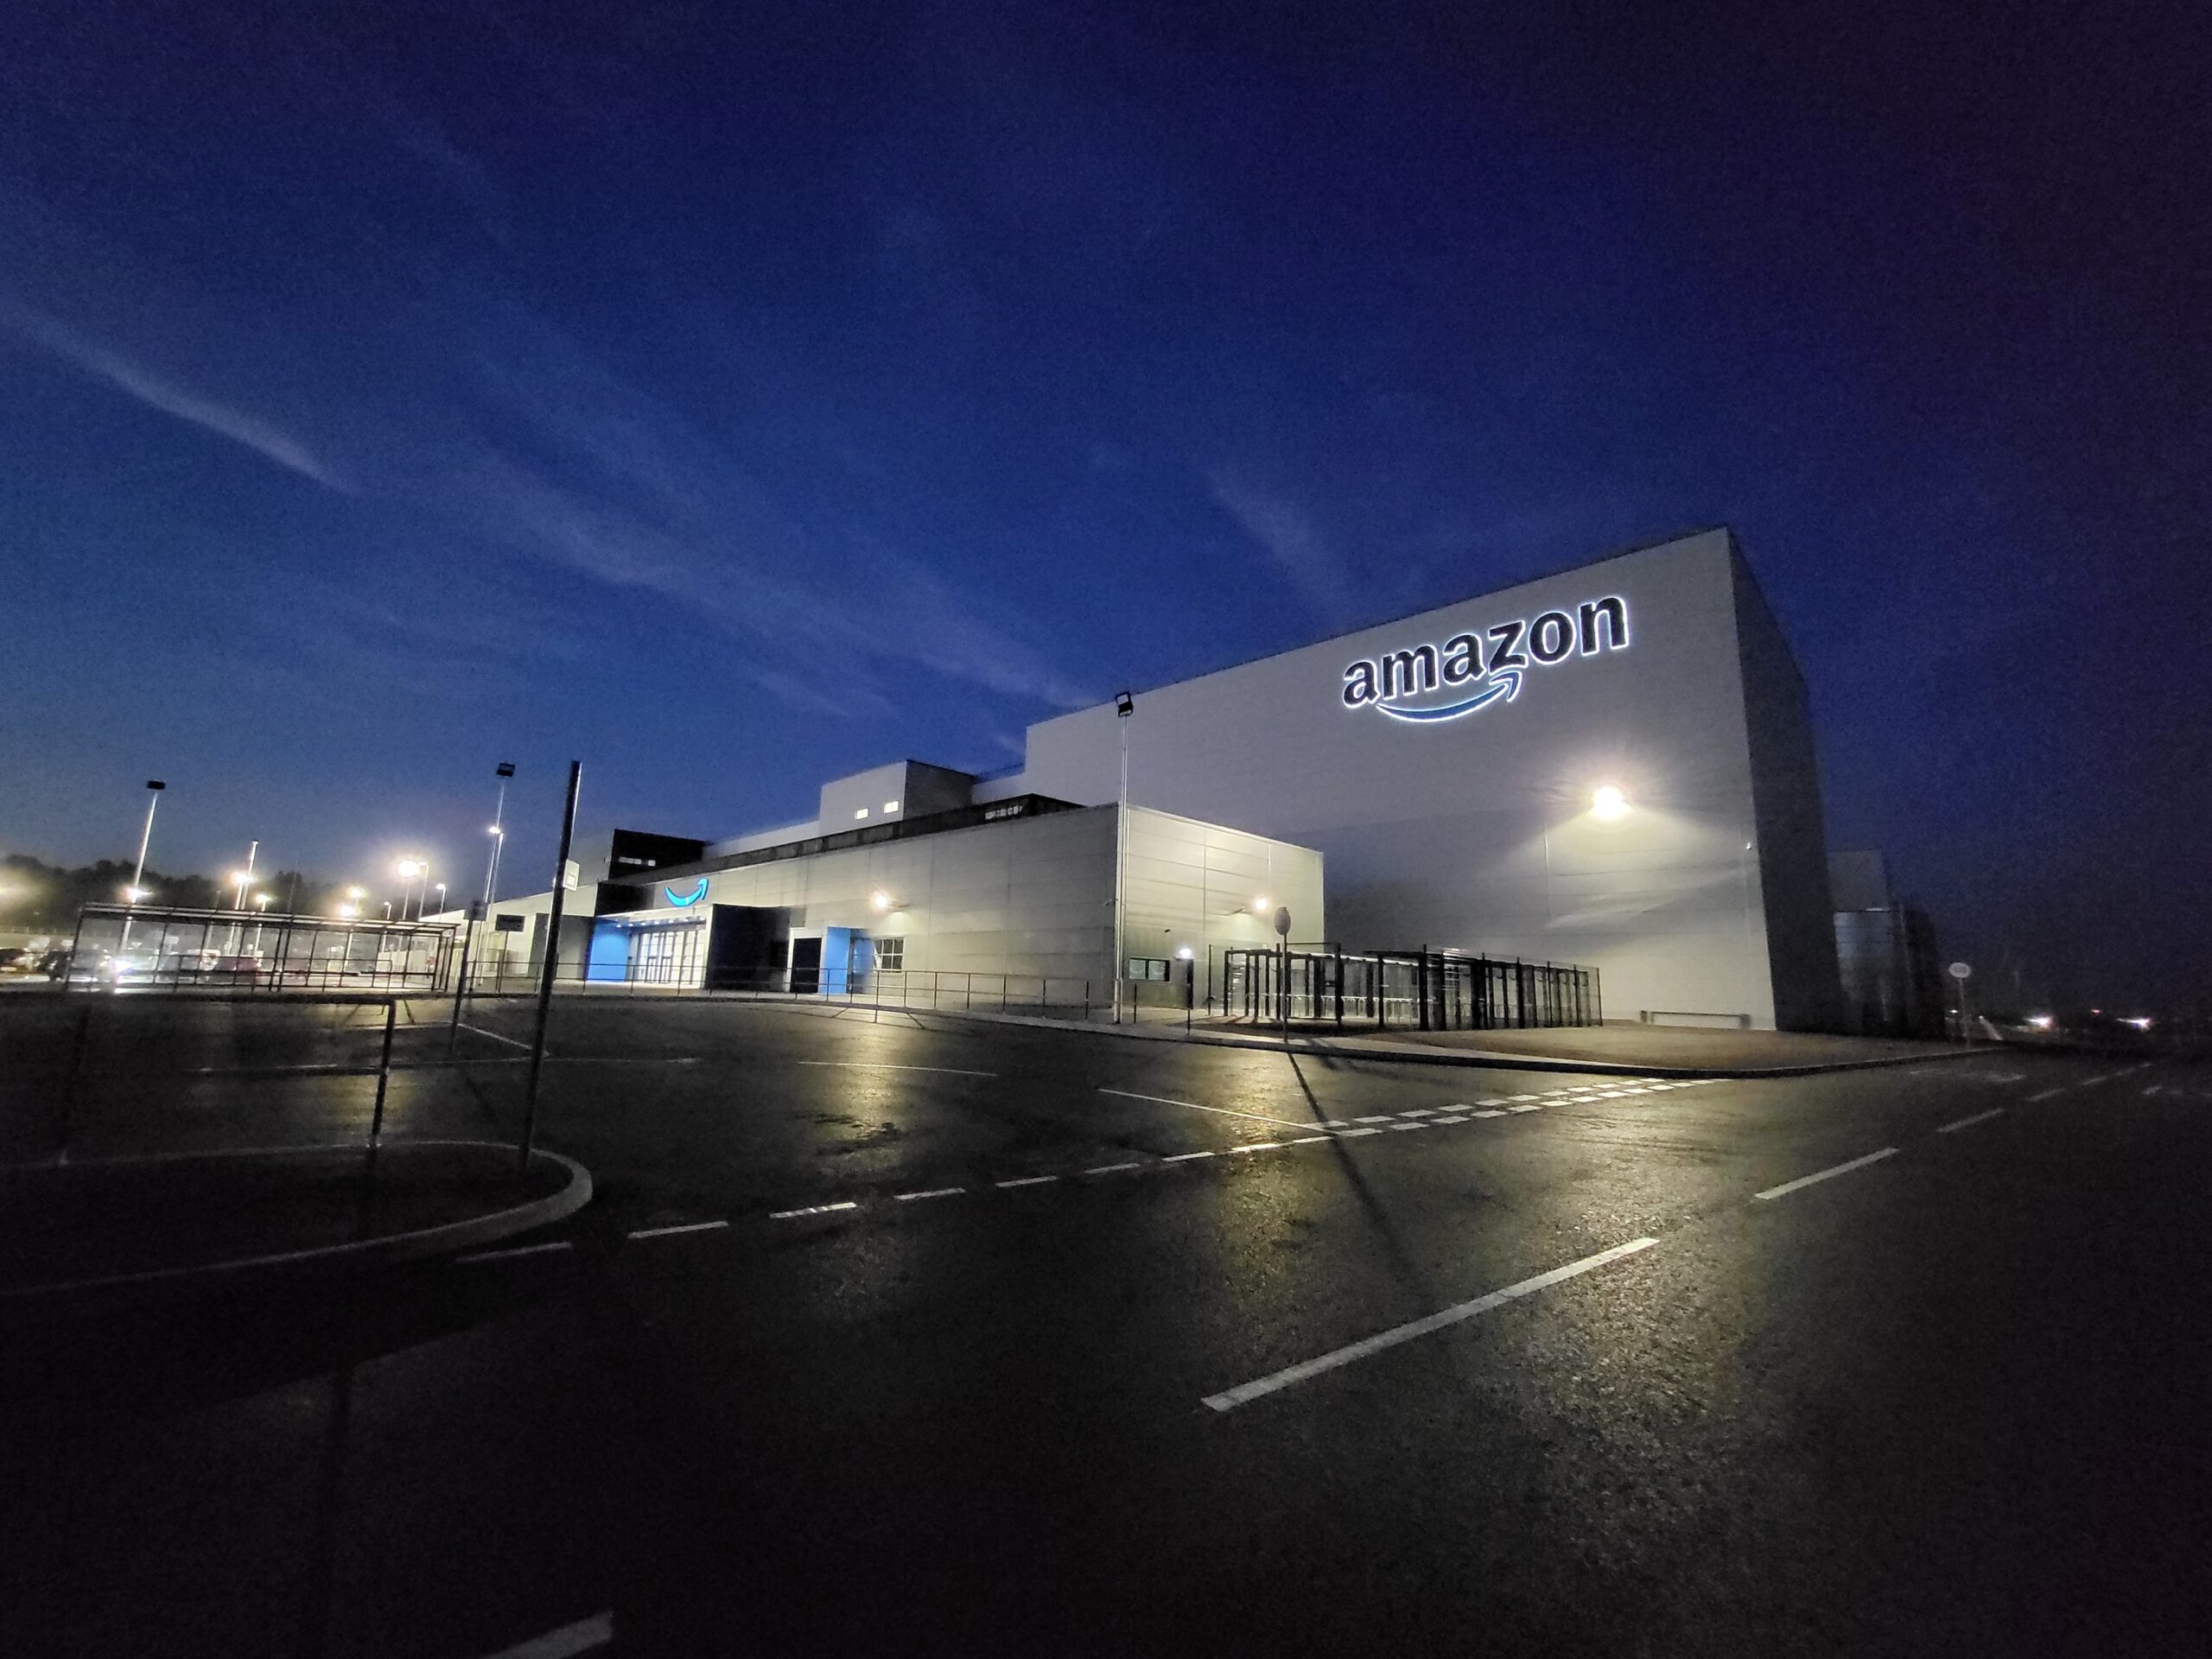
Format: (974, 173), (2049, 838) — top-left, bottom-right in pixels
(853, 807), (868, 820)
(883, 799), (900, 812)
(874, 937), (905, 970)
(1125, 957), (1172, 981)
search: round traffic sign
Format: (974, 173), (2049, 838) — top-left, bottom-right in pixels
(1274, 906), (1292, 938)
(1948, 961), (1972, 980)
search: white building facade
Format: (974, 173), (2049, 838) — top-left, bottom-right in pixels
(987, 527), (1840, 1030)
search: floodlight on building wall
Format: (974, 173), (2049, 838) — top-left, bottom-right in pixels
(1177, 945), (1194, 960)
(1591, 785), (1630, 821)
(873, 890), (908, 912)
(1251, 895), (1271, 914)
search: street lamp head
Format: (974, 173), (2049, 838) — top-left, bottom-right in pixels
(229, 870), (253, 887)
(346, 886), (366, 900)
(337, 903), (359, 919)
(496, 762), (516, 779)
(1252, 896), (1271, 915)
(145, 779), (165, 791)
(254, 894), (270, 910)
(396, 858), (423, 879)
(487, 824), (504, 836)
(1115, 690), (1135, 718)
(123, 886), (149, 903)
(1591, 784), (1630, 821)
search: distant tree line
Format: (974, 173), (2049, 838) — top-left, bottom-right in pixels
(0, 855), (334, 931)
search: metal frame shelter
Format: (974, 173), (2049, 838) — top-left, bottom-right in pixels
(1223, 945), (1601, 1032)
(59, 903), (457, 994)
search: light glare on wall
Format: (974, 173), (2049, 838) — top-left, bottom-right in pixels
(1591, 785), (1630, 820)
(884, 799), (900, 812)
(872, 890), (893, 911)
(1252, 896), (1271, 914)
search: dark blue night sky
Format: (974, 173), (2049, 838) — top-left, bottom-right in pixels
(3, 2), (2203, 1007)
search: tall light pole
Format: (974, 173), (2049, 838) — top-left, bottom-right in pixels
(228, 840), (257, 956)
(1112, 690), (1134, 1025)
(484, 762), (516, 910)
(452, 763), (517, 1052)
(119, 779), (165, 953)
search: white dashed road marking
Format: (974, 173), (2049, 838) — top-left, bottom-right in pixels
(1754, 1147), (1898, 1202)
(800, 1061), (997, 1077)
(479, 1610), (614, 1659)
(2026, 1087), (2066, 1103)
(1098, 1087), (1317, 1132)
(1163, 1151), (1217, 1163)
(771, 1201), (860, 1219)
(456, 1240), (573, 1263)
(995, 1174), (1059, 1188)
(1202, 1236), (1662, 1411)
(1936, 1109), (2004, 1135)
(626, 1219), (730, 1240)
(1084, 1160), (1144, 1175)
(894, 1187), (965, 1203)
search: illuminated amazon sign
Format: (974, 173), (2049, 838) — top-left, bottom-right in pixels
(1342, 595), (1629, 723)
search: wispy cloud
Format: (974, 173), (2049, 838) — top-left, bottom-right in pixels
(447, 309), (1095, 715)
(4, 308), (345, 491)
(1209, 470), (1353, 626)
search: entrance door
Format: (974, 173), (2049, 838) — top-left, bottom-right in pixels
(789, 936), (823, 995)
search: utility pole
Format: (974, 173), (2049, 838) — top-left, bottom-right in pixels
(1112, 691), (1134, 1024)
(519, 761), (581, 1173)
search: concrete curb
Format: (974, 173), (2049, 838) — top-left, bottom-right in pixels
(742, 996), (1999, 1078)
(0, 1141), (591, 1318)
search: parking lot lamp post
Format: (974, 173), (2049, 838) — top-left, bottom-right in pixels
(118, 780), (165, 954)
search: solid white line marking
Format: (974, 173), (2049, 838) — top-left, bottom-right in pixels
(1226, 1141), (1284, 1154)
(1202, 1237), (1661, 1411)
(1287, 1135), (1332, 1145)
(480, 1609), (615, 1659)
(455, 1240), (573, 1263)
(894, 1186), (964, 1202)
(800, 1061), (996, 1077)
(1163, 1151), (1217, 1162)
(995, 1174), (1060, 1188)
(1099, 1088), (1314, 1131)
(1937, 1109), (2005, 1135)
(771, 1201), (860, 1219)
(1754, 1147), (1898, 1202)
(626, 1219), (730, 1239)
(2026, 1087), (2066, 1102)
(1084, 1160), (1143, 1174)
(457, 1021), (537, 1053)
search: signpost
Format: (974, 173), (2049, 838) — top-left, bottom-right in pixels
(1948, 960), (1974, 1042)
(1274, 906), (1292, 1035)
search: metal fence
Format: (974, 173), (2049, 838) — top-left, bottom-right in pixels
(1222, 946), (1601, 1032)
(52, 903), (457, 995)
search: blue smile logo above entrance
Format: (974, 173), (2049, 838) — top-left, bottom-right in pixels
(664, 878), (709, 907)
(1341, 594), (1629, 725)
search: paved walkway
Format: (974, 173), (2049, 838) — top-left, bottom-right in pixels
(0, 1141), (587, 1306)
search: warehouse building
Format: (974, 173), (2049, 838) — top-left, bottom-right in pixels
(466, 526), (1840, 1028)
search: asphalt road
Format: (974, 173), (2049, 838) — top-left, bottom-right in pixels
(3, 999), (2208, 1656)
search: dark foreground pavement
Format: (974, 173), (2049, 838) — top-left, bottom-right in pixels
(2, 998), (2207, 1656)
